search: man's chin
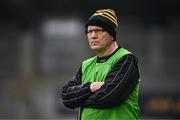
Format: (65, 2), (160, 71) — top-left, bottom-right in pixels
(90, 46), (103, 52)
(91, 46), (100, 50)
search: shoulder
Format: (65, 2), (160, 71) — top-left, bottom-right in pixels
(82, 56), (97, 66)
(111, 47), (133, 62)
(118, 53), (138, 65)
(118, 48), (138, 62)
(117, 47), (132, 55)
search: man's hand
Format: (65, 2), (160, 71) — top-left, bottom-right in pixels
(90, 82), (104, 92)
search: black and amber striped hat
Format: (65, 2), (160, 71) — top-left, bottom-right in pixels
(85, 9), (118, 40)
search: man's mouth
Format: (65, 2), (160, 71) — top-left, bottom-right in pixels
(91, 41), (99, 45)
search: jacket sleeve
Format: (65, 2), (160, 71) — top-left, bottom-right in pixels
(61, 65), (92, 109)
(82, 54), (140, 108)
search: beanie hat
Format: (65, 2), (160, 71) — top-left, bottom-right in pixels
(85, 9), (118, 40)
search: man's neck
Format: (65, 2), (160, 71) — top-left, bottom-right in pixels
(97, 42), (118, 58)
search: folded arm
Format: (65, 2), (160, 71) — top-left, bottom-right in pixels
(82, 54), (140, 108)
(61, 66), (92, 109)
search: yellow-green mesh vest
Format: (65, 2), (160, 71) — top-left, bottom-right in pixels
(81, 48), (140, 120)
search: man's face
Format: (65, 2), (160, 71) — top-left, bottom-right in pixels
(87, 26), (114, 52)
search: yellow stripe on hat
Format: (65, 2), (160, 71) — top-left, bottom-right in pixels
(103, 10), (118, 20)
(97, 9), (117, 20)
(96, 9), (118, 27)
(99, 14), (118, 27)
(94, 12), (116, 22)
(101, 12), (117, 23)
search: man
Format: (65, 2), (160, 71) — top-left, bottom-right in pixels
(61, 9), (140, 120)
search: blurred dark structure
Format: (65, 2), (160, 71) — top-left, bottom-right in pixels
(0, 0), (179, 119)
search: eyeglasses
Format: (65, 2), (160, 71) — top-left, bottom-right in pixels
(86, 29), (105, 36)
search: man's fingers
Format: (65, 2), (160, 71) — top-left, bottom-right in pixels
(90, 82), (104, 92)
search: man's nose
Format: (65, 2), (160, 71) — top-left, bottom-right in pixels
(91, 31), (98, 37)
